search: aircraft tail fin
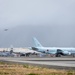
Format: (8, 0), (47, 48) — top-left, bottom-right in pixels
(33, 37), (43, 47)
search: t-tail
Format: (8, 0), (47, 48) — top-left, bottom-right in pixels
(33, 37), (43, 48)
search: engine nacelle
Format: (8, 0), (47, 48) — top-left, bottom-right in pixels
(43, 49), (49, 54)
(32, 47), (38, 50)
(63, 51), (71, 55)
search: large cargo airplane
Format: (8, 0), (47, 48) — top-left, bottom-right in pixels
(31, 37), (75, 57)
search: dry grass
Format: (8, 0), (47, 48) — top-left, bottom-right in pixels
(0, 62), (75, 75)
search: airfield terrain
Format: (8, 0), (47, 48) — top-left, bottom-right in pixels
(0, 57), (75, 70)
(0, 48), (75, 70)
(0, 61), (75, 75)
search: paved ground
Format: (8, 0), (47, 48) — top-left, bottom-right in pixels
(0, 57), (75, 70)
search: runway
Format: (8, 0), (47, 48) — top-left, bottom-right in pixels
(0, 57), (75, 70)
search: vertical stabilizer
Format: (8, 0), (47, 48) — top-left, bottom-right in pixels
(33, 37), (43, 47)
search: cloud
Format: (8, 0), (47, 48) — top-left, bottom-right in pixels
(0, 0), (75, 28)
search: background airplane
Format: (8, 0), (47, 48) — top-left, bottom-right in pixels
(7, 47), (41, 57)
(31, 37), (75, 57)
(4, 29), (8, 31)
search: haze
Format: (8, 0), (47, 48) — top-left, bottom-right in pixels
(0, 0), (75, 47)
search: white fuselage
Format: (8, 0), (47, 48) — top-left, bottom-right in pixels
(35, 47), (75, 55)
(32, 37), (75, 56)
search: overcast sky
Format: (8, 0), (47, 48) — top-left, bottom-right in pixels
(0, 0), (75, 47)
(0, 0), (75, 28)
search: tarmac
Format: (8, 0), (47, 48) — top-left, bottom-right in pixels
(0, 57), (75, 70)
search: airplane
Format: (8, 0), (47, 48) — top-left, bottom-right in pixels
(0, 51), (15, 57)
(31, 37), (75, 57)
(4, 29), (8, 31)
(7, 47), (40, 57)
